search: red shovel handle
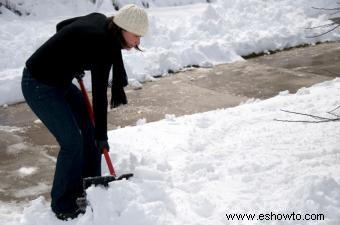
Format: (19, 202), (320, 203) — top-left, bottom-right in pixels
(78, 77), (95, 125)
(103, 148), (116, 177)
(77, 77), (117, 177)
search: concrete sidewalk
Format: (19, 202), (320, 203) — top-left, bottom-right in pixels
(0, 41), (339, 203)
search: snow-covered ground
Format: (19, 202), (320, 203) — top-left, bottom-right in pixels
(1, 0), (340, 105)
(2, 76), (340, 225)
(1, 0), (340, 224)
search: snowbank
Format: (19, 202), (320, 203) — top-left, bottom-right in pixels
(1, 0), (340, 105)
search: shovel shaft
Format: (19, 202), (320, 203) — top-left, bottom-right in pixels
(78, 77), (95, 126)
(77, 77), (116, 177)
(103, 148), (116, 177)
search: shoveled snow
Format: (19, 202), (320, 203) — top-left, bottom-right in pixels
(1, 78), (339, 225)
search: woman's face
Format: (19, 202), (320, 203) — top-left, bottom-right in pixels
(122, 30), (141, 50)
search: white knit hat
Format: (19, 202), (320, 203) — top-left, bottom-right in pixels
(113, 4), (149, 36)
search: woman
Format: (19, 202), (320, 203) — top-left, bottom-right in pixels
(21, 4), (148, 220)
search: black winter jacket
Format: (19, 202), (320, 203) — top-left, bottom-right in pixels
(26, 13), (127, 141)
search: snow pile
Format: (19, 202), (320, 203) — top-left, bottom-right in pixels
(1, 0), (340, 105)
(3, 78), (339, 225)
(1, 0), (212, 17)
(0, 0), (104, 18)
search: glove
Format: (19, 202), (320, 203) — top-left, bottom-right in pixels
(96, 140), (110, 153)
(110, 85), (127, 109)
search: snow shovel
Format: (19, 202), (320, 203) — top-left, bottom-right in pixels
(76, 74), (133, 189)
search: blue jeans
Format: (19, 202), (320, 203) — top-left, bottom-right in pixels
(21, 68), (101, 214)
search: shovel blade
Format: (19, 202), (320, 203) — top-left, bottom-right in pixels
(83, 175), (116, 190)
(83, 173), (134, 190)
(77, 173), (134, 212)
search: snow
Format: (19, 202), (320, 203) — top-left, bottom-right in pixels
(1, 0), (340, 224)
(2, 75), (340, 225)
(1, 0), (340, 105)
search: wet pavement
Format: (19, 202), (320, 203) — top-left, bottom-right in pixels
(0, 41), (339, 203)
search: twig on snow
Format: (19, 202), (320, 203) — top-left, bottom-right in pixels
(275, 109), (340, 123)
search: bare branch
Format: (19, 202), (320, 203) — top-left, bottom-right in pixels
(280, 109), (334, 120)
(274, 118), (340, 123)
(327, 105), (340, 118)
(305, 22), (337, 30)
(329, 105), (340, 112)
(275, 108), (340, 123)
(312, 6), (340, 11)
(304, 9), (340, 38)
(327, 112), (340, 117)
(306, 24), (340, 38)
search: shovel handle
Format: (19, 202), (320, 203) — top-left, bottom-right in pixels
(77, 77), (117, 177)
(103, 148), (116, 177)
(78, 76), (95, 125)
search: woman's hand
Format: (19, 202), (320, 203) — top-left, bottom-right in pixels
(96, 140), (110, 153)
(110, 85), (127, 108)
